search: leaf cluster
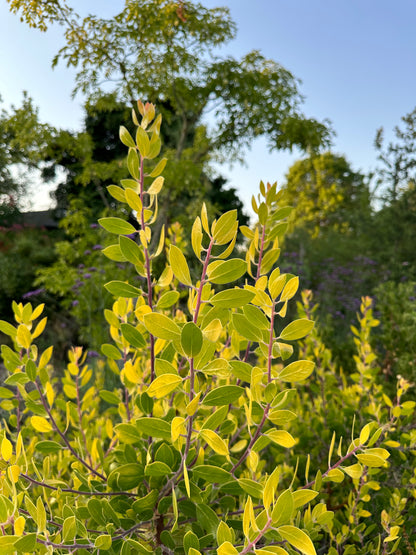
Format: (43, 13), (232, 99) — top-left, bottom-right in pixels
(0, 104), (413, 555)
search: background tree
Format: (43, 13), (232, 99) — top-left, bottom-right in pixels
(7, 1), (333, 207)
(0, 93), (52, 223)
(281, 152), (371, 237)
(6, 0), (332, 361)
(279, 153), (375, 370)
(374, 106), (416, 202)
(372, 107), (416, 279)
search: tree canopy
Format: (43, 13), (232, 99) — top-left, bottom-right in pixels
(0, 93), (52, 221)
(7, 0), (333, 161)
(282, 152), (371, 237)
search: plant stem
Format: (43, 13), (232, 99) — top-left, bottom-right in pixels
(75, 372), (92, 466)
(302, 443), (364, 489)
(21, 473), (138, 497)
(239, 516), (273, 554)
(35, 381), (106, 481)
(139, 154), (155, 381)
(230, 404), (270, 475)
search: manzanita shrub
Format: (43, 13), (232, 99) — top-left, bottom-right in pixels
(0, 102), (414, 554)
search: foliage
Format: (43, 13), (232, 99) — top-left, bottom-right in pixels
(0, 104), (414, 555)
(375, 105), (416, 203)
(0, 93), (52, 218)
(281, 153), (371, 237)
(34, 199), (136, 351)
(295, 292), (416, 553)
(7, 0), (332, 160)
(0, 225), (58, 320)
(368, 182), (416, 281)
(373, 280), (416, 383)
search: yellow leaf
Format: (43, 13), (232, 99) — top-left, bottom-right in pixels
(39, 346), (53, 369)
(106, 419), (113, 439)
(8, 464), (20, 483)
(217, 541), (239, 554)
(169, 245), (192, 286)
(186, 392), (201, 416)
(68, 362), (78, 376)
(32, 317), (47, 339)
(183, 462), (190, 497)
(123, 360), (140, 384)
(199, 429), (229, 457)
(147, 374), (182, 399)
(280, 276), (299, 302)
(14, 515), (25, 536)
(31, 416), (53, 433)
(266, 429), (296, 448)
(203, 319), (223, 342)
(31, 303), (45, 320)
(16, 324), (31, 349)
(1, 437), (13, 461)
(16, 432), (23, 460)
(46, 382), (55, 407)
(171, 417), (186, 443)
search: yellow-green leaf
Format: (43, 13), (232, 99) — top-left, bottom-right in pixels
(147, 374), (182, 399)
(278, 525), (316, 555)
(119, 125), (136, 148)
(272, 489), (294, 526)
(199, 429), (229, 457)
(279, 319), (314, 341)
(99, 217), (136, 235)
(279, 360), (315, 382)
(292, 489), (319, 509)
(31, 416), (53, 433)
(211, 210), (238, 245)
(280, 276), (299, 302)
(1, 437), (13, 461)
(210, 288), (255, 309)
(149, 157), (167, 178)
(266, 429), (296, 448)
(169, 245), (192, 286)
(144, 313), (181, 340)
(207, 259), (246, 285)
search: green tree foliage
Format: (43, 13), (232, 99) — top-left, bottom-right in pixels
(0, 103), (413, 554)
(281, 152), (371, 237)
(375, 105), (416, 202)
(0, 93), (51, 222)
(371, 106), (416, 278)
(42, 95), (133, 220)
(7, 0), (332, 159)
(373, 280), (416, 382)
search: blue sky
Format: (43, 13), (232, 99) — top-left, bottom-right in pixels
(1, 0), (416, 212)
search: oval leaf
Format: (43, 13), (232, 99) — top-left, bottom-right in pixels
(99, 217), (136, 235)
(181, 322), (203, 357)
(279, 319), (314, 341)
(279, 360), (315, 382)
(203, 385), (244, 406)
(169, 245), (192, 286)
(278, 525), (316, 555)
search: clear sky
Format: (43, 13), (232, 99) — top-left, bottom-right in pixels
(1, 0), (416, 212)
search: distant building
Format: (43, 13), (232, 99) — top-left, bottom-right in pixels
(19, 210), (59, 229)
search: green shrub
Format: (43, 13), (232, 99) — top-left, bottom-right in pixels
(0, 103), (414, 554)
(373, 280), (416, 383)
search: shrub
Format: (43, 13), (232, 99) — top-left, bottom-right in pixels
(0, 103), (414, 554)
(373, 280), (416, 383)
